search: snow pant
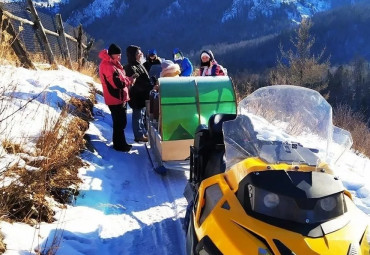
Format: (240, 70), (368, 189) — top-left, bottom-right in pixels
(108, 103), (129, 149)
(132, 107), (147, 139)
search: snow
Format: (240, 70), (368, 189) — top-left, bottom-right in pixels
(66, 0), (127, 26)
(0, 64), (187, 255)
(0, 64), (369, 254)
(221, 0), (332, 23)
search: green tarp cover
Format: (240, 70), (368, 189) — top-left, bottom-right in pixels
(159, 76), (236, 141)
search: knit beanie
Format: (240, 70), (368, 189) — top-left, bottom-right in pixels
(200, 50), (214, 61)
(148, 49), (157, 56)
(108, 43), (121, 55)
(160, 60), (181, 77)
(161, 60), (174, 69)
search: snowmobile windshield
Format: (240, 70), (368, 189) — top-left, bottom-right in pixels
(223, 85), (353, 170)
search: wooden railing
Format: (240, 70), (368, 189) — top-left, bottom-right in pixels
(0, 0), (93, 70)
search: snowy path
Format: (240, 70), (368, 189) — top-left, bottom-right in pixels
(51, 101), (189, 255)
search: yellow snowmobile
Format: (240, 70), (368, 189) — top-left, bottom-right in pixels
(184, 85), (370, 255)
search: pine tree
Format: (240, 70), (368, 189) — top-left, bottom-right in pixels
(270, 18), (330, 92)
(352, 57), (368, 112)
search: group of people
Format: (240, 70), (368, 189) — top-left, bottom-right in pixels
(144, 47), (227, 78)
(99, 43), (227, 152)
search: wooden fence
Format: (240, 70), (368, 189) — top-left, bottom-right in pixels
(0, 0), (93, 70)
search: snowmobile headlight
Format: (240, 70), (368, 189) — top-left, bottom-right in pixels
(246, 185), (346, 225)
(263, 193), (280, 208)
(319, 196), (337, 212)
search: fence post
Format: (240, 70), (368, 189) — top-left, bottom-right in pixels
(79, 38), (94, 67)
(0, 8), (36, 69)
(26, 0), (58, 69)
(55, 14), (72, 69)
(77, 24), (83, 70)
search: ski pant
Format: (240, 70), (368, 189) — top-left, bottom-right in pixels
(132, 107), (147, 139)
(108, 103), (128, 148)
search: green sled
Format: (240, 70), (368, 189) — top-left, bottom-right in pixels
(159, 76), (237, 141)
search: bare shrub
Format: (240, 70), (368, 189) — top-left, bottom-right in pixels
(333, 104), (370, 156)
(232, 71), (268, 102)
(233, 76), (255, 103)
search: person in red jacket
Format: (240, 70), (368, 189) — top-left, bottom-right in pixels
(99, 43), (137, 152)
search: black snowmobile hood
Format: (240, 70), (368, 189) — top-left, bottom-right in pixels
(126, 45), (140, 65)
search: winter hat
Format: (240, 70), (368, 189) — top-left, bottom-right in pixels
(201, 52), (211, 59)
(200, 50), (214, 61)
(148, 49), (157, 56)
(161, 60), (174, 69)
(108, 43), (121, 55)
(160, 60), (181, 77)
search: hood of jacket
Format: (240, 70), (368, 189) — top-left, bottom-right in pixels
(173, 48), (184, 60)
(200, 50), (215, 61)
(99, 49), (123, 69)
(99, 49), (111, 62)
(126, 45), (140, 65)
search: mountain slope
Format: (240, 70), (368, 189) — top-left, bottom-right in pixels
(6, 0), (370, 73)
(52, 0), (363, 60)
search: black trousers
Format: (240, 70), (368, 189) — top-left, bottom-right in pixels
(108, 103), (128, 148)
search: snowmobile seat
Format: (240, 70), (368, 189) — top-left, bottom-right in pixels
(191, 113), (236, 183)
(202, 113), (237, 179)
(208, 113), (237, 145)
(191, 125), (210, 184)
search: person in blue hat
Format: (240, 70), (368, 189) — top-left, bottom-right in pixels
(173, 48), (193, 76)
(143, 49), (162, 74)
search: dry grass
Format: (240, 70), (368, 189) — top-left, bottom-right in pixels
(0, 231), (5, 254)
(0, 28), (20, 66)
(333, 104), (370, 157)
(67, 87), (96, 122)
(2, 139), (25, 154)
(75, 61), (100, 83)
(0, 97), (91, 225)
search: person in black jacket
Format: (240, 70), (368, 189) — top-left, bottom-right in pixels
(143, 49), (162, 77)
(125, 45), (154, 142)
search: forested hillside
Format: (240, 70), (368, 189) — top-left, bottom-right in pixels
(49, 0), (370, 72)
(219, 2), (370, 74)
